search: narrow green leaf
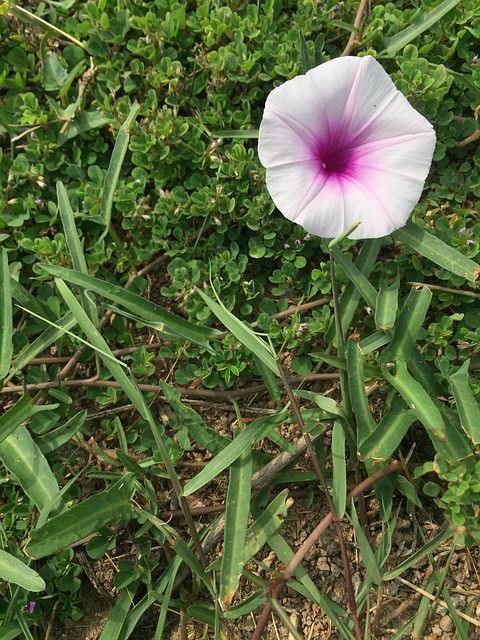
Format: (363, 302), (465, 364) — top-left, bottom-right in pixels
(393, 220), (479, 282)
(220, 433), (252, 608)
(299, 31), (312, 73)
(0, 425), (65, 515)
(325, 239), (381, 342)
(359, 331), (391, 355)
(350, 501), (382, 585)
(295, 390), (346, 419)
(332, 420), (346, 517)
(10, 276), (55, 321)
(98, 587), (137, 640)
(54, 278), (156, 421)
(57, 182), (98, 327)
(0, 550), (45, 592)
(211, 129), (258, 139)
(384, 0), (462, 57)
(8, 312), (77, 379)
(383, 360), (446, 441)
(375, 273), (400, 330)
(0, 395), (56, 445)
(381, 287), (432, 363)
(197, 287), (278, 375)
(395, 475), (422, 508)
(90, 103), (140, 245)
(42, 266), (213, 349)
(36, 410), (87, 454)
(358, 393), (415, 461)
(243, 490), (292, 560)
(57, 110), (109, 146)
(25, 474), (135, 559)
(183, 409), (287, 496)
(0, 248), (12, 379)
(383, 526), (453, 580)
(172, 535), (215, 597)
(10, 4), (87, 49)
(449, 359), (480, 444)
(347, 340), (376, 442)
(332, 245), (378, 311)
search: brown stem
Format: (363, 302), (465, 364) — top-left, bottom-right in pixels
(341, 0), (370, 56)
(1, 373), (340, 399)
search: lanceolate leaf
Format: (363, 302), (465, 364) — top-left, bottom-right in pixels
(383, 0), (463, 57)
(347, 339), (376, 443)
(42, 266), (213, 349)
(449, 360), (480, 445)
(393, 220), (479, 282)
(0, 248), (12, 380)
(381, 286), (432, 363)
(0, 550), (45, 592)
(25, 474), (135, 559)
(220, 434), (252, 609)
(0, 425), (65, 516)
(375, 273), (400, 331)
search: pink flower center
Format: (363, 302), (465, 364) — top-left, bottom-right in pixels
(315, 138), (356, 176)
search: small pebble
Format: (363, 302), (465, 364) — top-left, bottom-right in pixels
(439, 615), (453, 632)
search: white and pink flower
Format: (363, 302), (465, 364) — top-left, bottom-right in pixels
(258, 56), (436, 240)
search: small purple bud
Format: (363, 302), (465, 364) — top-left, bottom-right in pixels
(34, 199), (42, 205)
(30, 131), (36, 139)
(467, 239), (475, 245)
(295, 239), (302, 246)
(283, 243), (290, 249)
(225, 12), (231, 20)
(24, 602), (35, 614)
(4, 16), (14, 25)
(333, 4), (339, 13)
(304, 233), (311, 241)
(473, 54), (479, 65)
(459, 227), (467, 234)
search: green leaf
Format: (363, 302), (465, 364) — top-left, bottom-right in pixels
(36, 410), (87, 454)
(10, 4), (87, 49)
(98, 587), (137, 640)
(332, 420), (346, 517)
(183, 409), (287, 496)
(347, 339), (376, 442)
(383, 361), (446, 442)
(0, 425), (65, 515)
(42, 266), (213, 349)
(57, 110), (109, 146)
(383, 0), (462, 57)
(299, 31), (312, 73)
(57, 182), (98, 327)
(243, 490), (292, 560)
(25, 474), (135, 559)
(0, 248), (12, 379)
(349, 501), (382, 585)
(449, 360), (480, 444)
(375, 273), (400, 331)
(294, 390), (346, 419)
(90, 103), (140, 246)
(383, 526), (453, 580)
(196, 287), (278, 375)
(393, 221), (479, 282)
(0, 550), (45, 592)
(358, 394), (415, 461)
(54, 278), (150, 420)
(381, 286), (432, 363)
(220, 431), (252, 608)
(325, 239), (381, 342)
(8, 312), (77, 379)
(211, 129), (258, 139)
(0, 395), (55, 445)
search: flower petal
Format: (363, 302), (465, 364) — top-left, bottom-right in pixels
(258, 55), (436, 239)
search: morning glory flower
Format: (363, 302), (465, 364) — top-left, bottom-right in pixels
(258, 56), (436, 240)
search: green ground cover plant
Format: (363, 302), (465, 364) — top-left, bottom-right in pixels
(0, 0), (479, 638)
